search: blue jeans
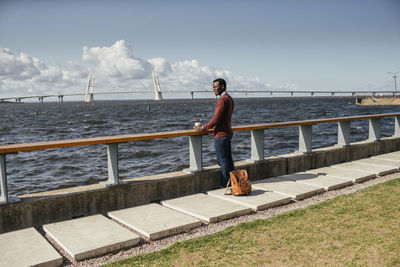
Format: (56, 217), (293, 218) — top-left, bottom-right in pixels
(214, 136), (234, 187)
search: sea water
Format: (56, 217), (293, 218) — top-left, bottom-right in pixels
(1, 97), (398, 195)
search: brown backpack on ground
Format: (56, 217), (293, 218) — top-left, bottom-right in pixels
(225, 169), (252, 196)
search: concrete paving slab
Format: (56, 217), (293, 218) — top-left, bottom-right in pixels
(331, 161), (397, 176)
(161, 193), (252, 223)
(43, 214), (140, 261)
(371, 154), (400, 164)
(280, 173), (353, 191)
(306, 167), (376, 183)
(354, 158), (400, 169)
(206, 188), (292, 211)
(252, 178), (324, 200)
(108, 203), (202, 240)
(0, 227), (63, 267)
(382, 151), (400, 157)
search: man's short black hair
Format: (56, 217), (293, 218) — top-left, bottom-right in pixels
(213, 78), (226, 90)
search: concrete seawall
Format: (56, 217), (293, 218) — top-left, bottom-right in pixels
(1, 136), (400, 234)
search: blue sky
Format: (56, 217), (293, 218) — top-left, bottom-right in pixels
(0, 0), (399, 99)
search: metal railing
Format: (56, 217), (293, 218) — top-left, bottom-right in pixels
(1, 113), (400, 204)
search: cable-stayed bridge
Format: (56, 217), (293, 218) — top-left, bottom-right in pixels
(0, 73), (396, 103)
(0, 89), (396, 103)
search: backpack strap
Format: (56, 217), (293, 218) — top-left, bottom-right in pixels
(225, 178), (231, 195)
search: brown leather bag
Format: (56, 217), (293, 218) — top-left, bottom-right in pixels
(226, 169), (252, 196)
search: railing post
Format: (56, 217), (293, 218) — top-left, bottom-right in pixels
(298, 125), (312, 153)
(368, 118), (381, 141)
(394, 116), (400, 137)
(0, 154), (8, 204)
(101, 143), (120, 186)
(250, 129), (264, 161)
(337, 121), (350, 146)
(187, 135), (202, 172)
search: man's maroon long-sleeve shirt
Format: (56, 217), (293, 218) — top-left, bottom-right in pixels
(203, 92), (234, 138)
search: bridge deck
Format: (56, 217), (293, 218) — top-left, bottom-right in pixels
(0, 89), (396, 102)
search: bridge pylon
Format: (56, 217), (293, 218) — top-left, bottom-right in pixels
(85, 74), (95, 102)
(152, 71), (163, 100)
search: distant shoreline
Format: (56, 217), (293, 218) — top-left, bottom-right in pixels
(356, 96), (400, 106)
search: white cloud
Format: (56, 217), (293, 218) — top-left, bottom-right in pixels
(147, 57), (172, 76)
(0, 47), (89, 97)
(0, 40), (294, 98)
(83, 40), (152, 79)
(0, 48), (41, 80)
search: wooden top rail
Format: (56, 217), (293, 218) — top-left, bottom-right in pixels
(232, 113), (400, 131)
(1, 112), (399, 154)
(0, 129), (213, 154)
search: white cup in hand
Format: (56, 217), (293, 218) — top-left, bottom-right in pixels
(194, 122), (202, 131)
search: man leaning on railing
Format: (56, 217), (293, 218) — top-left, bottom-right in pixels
(199, 78), (235, 187)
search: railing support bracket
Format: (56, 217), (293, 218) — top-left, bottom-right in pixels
(184, 135), (202, 172)
(0, 154), (20, 205)
(0, 154), (8, 204)
(337, 121), (351, 146)
(101, 143), (122, 187)
(298, 125), (312, 153)
(250, 129), (264, 162)
(369, 118), (381, 141)
(394, 116), (400, 137)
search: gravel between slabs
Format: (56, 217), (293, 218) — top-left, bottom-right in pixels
(50, 172), (400, 267)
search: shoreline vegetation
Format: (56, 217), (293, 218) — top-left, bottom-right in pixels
(357, 96), (400, 106)
(104, 178), (400, 267)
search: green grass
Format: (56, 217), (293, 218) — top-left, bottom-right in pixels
(105, 179), (400, 266)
